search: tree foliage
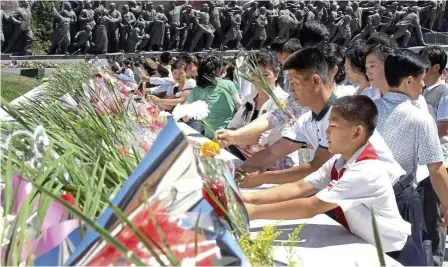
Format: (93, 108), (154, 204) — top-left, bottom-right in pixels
(29, 1), (53, 54)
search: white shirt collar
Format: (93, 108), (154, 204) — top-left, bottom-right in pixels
(426, 80), (445, 92)
(334, 142), (370, 171)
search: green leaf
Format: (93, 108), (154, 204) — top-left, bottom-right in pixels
(371, 206), (386, 266)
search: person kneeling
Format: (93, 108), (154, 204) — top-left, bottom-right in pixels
(244, 95), (425, 266)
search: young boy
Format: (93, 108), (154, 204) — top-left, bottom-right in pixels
(244, 95), (424, 266)
(418, 45), (448, 266)
(375, 49), (448, 265)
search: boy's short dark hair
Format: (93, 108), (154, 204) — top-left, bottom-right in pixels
(282, 38), (302, 54)
(299, 21), (330, 47)
(385, 50), (429, 87)
(283, 47), (329, 84)
(419, 46), (447, 74)
(270, 37), (287, 53)
(333, 95), (378, 139)
(160, 51), (172, 64)
(346, 40), (369, 80)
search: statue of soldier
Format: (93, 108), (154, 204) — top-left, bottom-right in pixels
(352, 11), (382, 41)
(120, 4), (136, 51)
(242, 1), (260, 36)
(4, 0), (33, 53)
(92, 9), (117, 54)
(58, 1), (77, 46)
(48, 2), (72, 54)
(313, 0), (328, 23)
(72, 24), (93, 54)
(107, 3), (122, 53)
(277, 1), (298, 40)
(129, 0), (141, 19)
(93, 0), (106, 23)
(209, 1), (225, 47)
(189, 4), (215, 51)
(390, 6), (428, 47)
(436, 0), (446, 31)
(421, 0), (438, 31)
(167, 0), (184, 50)
(179, 4), (195, 51)
(265, 0), (278, 46)
(378, 2), (398, 33)
(330, 15), (352, 46)
(221, 7), (243, 50)
(247, 6), (268, 49)
(147, 5), (168, 51)
(78, 1), (95, 32)
(1, 10), (10, 52)
(127, 21), (148, 53)
(326, 2), (339, 33)
(139, 1), (156, 23)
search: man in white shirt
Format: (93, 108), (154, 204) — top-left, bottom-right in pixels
(418, 46), (448, 266)
(236, 46), (403, 188)
(374, 50), (448, 265)
(243, 95), (424, 266)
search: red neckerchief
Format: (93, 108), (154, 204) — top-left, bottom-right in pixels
(329, 142), (379, 231)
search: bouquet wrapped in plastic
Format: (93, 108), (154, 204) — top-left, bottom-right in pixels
(35, 119), (250, 266)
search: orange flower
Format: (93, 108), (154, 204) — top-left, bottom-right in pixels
(118, 146), (128, 155)
(200, 141), (221, 158)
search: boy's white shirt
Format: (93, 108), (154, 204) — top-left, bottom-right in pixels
(304, 143), (411, 253)
(282, 105), (405, 185)
(228, 86), (289, 146)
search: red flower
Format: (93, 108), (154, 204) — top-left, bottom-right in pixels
(147, 106), (157, 116)
(134, 88), (143, 97)
(149, 124), (157, 133)
(95, 73), (103, 78)
(87, 201), (217, 266)
(60, 193), (76, 207)
(202, 181), (228, 217)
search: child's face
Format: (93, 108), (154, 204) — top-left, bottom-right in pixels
(326, 109), (358, 155)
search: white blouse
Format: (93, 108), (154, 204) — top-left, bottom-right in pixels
(228, 86), (289, 146)
(360, 86), (382, 100)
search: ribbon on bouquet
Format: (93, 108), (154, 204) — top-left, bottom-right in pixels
(1, 174), (80, 262)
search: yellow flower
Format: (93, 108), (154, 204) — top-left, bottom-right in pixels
(279, 100), (287, 110)
(200, 141), (221, 158)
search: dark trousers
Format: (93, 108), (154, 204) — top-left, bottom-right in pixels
(395, 185), (429, 263)
(417, 178), (447, 266)
(387, 236), (426, 266)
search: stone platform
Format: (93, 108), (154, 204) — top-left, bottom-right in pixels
(0, 50), (254, 63)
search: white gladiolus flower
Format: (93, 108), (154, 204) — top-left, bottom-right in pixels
(172, 101), (210, 121)
(334, 84), (357, 98)
(0, 206), (16, 247)
(59, 93), (78, 110)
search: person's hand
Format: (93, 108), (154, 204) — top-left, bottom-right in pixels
(238, 162), (264, 174)
(215, 129), (238, 146)
(440, 203), (448, 227)
(241, 191), (254, 203)
(239, 172), (266, 188)
(148, 95), (161, 104)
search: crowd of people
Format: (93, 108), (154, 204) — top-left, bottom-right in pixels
(104, 20), (448, 267)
